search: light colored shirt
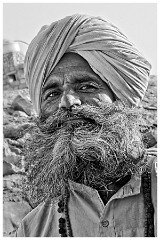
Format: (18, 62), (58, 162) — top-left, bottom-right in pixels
(16, 158), (157, 237)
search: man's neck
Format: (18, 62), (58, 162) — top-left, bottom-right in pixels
(97, 174), (131, 205)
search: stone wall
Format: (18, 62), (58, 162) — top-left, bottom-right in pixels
(3, 51), (27, 91)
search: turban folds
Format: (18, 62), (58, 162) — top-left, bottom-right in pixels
(25, 14), (151, 114)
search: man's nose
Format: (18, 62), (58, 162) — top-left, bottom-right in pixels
(59, 92), (81, 110)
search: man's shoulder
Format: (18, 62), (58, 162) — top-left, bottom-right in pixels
(22, 198), (58, 224)
(16, 198), (59, 237)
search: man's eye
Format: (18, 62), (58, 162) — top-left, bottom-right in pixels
(79, 84), (98, 91)
(45, 91), (61, 100)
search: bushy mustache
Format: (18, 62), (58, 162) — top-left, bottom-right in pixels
(38, 101), (132, 133)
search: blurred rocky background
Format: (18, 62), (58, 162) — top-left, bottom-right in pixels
(3, 40), (157, 236)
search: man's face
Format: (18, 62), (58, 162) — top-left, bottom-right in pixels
(40, 52), (115, 117)
(24, 53), (147, 206)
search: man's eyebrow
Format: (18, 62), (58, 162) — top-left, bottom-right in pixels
(42, 73), (101, 93)
(42, 82), (60, 94)
(74, 74), (100, 83)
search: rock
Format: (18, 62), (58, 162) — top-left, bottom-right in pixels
(11, 94), (33, 116)
(3, 138), (23, 171)
(3, 173), (32, 236)
(3, 138), (12, 156)
(17, 132), (32, 146)
(3, 98), (10, 109)
(3, 111), (9, 125)
(12, 110), (29, 118)
(3, 123), (31, 140)
(3, 161), (23, 176)
(4, 138), (22, 156)
(6, 107), (15, 115)
(3, 174), (24, 192)
(3, 155), (21, 168)
(3, 125), (23, 140)
(3, 161), (16, 176)
(7, 138), (23, 149)
(9, 145), (22, 155)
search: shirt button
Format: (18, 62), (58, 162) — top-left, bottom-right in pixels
(101, 220), (109, 227)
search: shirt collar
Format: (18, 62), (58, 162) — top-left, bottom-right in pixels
(113, 174), (141, 199)
(68, 173), (141, 200)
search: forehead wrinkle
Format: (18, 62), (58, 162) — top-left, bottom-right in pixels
(43, 70), (103, 90)
(52, 52), (92, 74)
(52, 65), (91, 74)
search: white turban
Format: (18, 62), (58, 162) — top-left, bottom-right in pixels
(24, 14), (151, 114)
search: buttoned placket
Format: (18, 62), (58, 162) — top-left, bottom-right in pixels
(97, 175), (141, 237)
(98, 199), (115, 236)
(68, 175), (141, 237)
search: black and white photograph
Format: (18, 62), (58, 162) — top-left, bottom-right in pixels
(3, 1), (157, 237)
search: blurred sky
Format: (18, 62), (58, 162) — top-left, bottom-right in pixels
(3, 2), (157, 74)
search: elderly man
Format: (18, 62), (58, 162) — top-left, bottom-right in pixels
(16, 14), (157, 237)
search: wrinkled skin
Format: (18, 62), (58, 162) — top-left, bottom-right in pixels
(23, 53), (147, 206)
(40, 52), (115, 118)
